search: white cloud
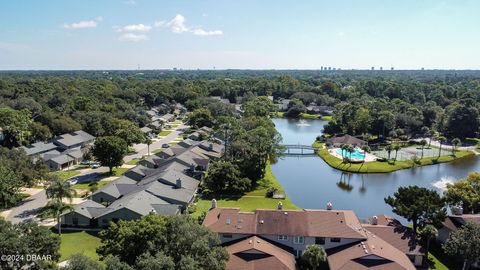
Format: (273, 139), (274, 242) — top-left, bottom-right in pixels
(118, 33), (148, 41)
(124, 0), (136, 4)
(117, 24), (152, 33)
(337, 32), (346, 37)
(192, 29), (223, 36)
(63, 17), (102, 29)
(157, 14), (223, 37)
(63, 20), (97, 29)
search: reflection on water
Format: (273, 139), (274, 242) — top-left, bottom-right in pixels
(271, 118), (480, 222)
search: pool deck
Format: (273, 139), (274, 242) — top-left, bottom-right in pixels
(329, 147), (377, 162)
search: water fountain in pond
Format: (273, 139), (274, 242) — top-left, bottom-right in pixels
(432, 176), (455, 191)
(296, 119), (311, 127)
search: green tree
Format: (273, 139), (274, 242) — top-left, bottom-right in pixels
(203, 161), (251, 194)
(347, 145), (355, 162)
(361, 145), (371, 163)
(443, 222), (480, 270)
(187, 108), (214, 128)
(435, 135), (446, 158)
(64, 254), (103, 270)
(104, 256), (134, 270)
(92, 136), (128, 174)
(145, 137), (152, 156)
(385, 186), (446, 234)
(135, 252), (175, 270)
(385, 144), (393, 160)
(393, 144), (401, 162)
(0, 219), (60, 269)
(97, 214), (228, 269)
(45, 175), (75, 234)
(444, 172), (480, 214)
(0, 164), (22, 208)
(244, 96), (276, 117)
(299, 244), (327, 270)
(420, 224), (438, 255)
(452, 138), (461, 155)
(0, 107), (32, 147)
(108, 119), (145, 147)
(29, 122), (52, 142)
(419, 139), (427, 159)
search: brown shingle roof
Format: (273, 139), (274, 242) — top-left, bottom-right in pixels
(226, 236), (296, 270)
(326, 135), (367, 145)
(327, 233), (416, 270)
(203, 208), (367, 239)
(362, 225), (424, 256)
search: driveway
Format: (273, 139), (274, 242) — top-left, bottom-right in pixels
(124, 123), (188, 163)
(4, 190), (48, 224)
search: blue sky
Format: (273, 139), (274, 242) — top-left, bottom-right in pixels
(1, 0), (479, 70)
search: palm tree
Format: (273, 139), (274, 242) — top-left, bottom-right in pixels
(385, 144), (393, 160)
(45, 175), (76, 235)
(452, 138), (461, 156)
(340, 144), (348, 162)
(393, 144), (401, 161)
(428, 130), (436, 148)
(361, 145), (371, 163)
(420, 224), (438, 255)
(436, 135), (446, 158)
(347, 145), (355, 162)
(300, 245), (327, 270)
(46, 200), (72, 235)
(145, 137), (152, 156)
(419, 139), (427, 159)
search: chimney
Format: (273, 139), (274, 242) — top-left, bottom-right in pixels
(211, 199), (217, 209)
(209, 143), (213, 150)
(176, 178), (182, 188)
(277, 201), (283, 210)
(326, 202), (333, 210)
(455, 206), (463, 215)
(371, 215), (378, 225)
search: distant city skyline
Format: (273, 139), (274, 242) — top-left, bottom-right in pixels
(1, 0), (479, 70)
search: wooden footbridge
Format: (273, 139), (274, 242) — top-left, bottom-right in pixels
(281, 144), (319, 155)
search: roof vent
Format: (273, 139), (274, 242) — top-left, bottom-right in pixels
(176, 178), (182, 188)
(455, 206), (463, 215)
(278, 201), (283, 210)
(259, 220), (264, 224)
(284, 212), (288, 215)
(249, 240), (253, 244)
(327, 202), (333, 210)
(372, 215), (378, 225)
(226, 218), (231, 225)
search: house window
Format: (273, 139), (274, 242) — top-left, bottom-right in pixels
(72, 217), (78, 225)
(295, 250), (303, 258)
(278, 235), (288, 241)
(330, 238), (341, 243)
(223, 234), (233, 239)
(315, 237), (325, 245)
(293, 236), (304, 244)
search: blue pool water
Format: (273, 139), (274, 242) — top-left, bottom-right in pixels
(336, 148), (365, 159)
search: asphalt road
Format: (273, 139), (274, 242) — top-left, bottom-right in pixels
(5, 190), (48, 224)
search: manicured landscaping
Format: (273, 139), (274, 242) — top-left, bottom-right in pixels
(126, 159), (141, 165)
(190, 163), (300, 217)
(314, 141), (475, 173)
(72, 180), (110, 190)
(158, 130), (173, 136)
(59, 231), (101, 262)
(51, 170), (81, 181)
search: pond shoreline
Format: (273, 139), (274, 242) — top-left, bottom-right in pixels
(314, 141), (475, 174)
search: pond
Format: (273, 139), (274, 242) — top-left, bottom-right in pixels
(270, 118), (480, 223)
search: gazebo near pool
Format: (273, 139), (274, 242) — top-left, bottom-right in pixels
(325, 134), (367, 147)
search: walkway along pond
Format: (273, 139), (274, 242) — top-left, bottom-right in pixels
(270, 118), (480, 223)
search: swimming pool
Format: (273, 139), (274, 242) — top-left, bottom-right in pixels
(336, 148), (365, 159)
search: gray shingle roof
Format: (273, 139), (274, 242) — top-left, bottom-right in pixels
(22, 142), (58, 156)
(62, 200), (107, 219)
(54, 130), (94, 148)
(49, 154), (74, 165)
(92, 176), (137, 198)
(98, 190), (169, 217)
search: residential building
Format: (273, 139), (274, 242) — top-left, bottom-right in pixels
(21, 130), (95, 171)
(203, 207), (423, 270)
(437, 211), (480, 243)
(325, 135), (367, 147)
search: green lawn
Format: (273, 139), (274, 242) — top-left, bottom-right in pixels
(158, 130), (173, 136)
(152, 148), (164, 154)
(126, 159), (141, 165)
(314, 141), (475, 173)
(51, 170), (81, 181)
(59, 231), (101, 262)
(190, 163), (300, 217)
(72, 180), (110, 190)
